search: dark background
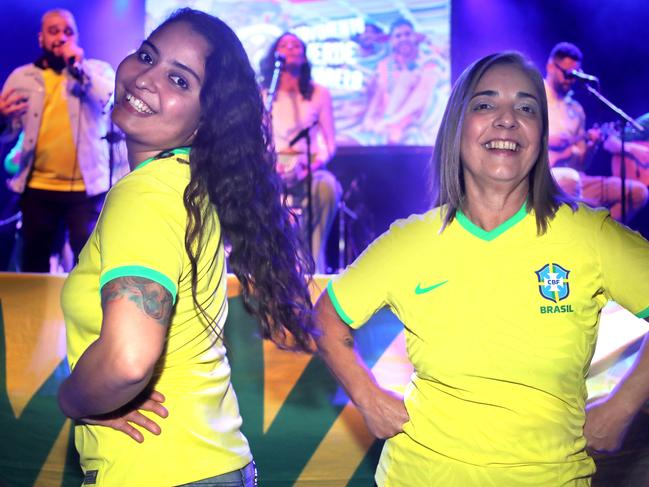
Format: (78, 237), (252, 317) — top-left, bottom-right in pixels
(3, 0), (647, 118)
(1, 0), (647, 262)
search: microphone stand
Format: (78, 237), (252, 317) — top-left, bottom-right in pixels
(289, 120), (318, 255)
(265, 56), (315, 255)
(265, 55), (284, 112)
(101, 115), (125, 189)
(582, 82), (644, 223)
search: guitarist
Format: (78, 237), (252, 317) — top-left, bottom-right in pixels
(545, 42), (648, 221)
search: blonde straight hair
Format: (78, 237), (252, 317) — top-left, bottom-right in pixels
(428, 51), (575, 235)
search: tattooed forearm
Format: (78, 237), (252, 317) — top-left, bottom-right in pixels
(101, 277), (173, 326)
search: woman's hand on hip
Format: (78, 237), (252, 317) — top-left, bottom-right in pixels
(584, 395), (635, 453)
(359, 388), (409, 439)
(80, 390), (168, 443)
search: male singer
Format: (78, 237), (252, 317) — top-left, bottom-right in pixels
(0, 8), (121, 271)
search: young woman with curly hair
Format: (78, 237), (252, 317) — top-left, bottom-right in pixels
(57, 9), (313, 486)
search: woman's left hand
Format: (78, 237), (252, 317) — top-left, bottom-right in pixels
(584, 395), (635, 453)
(79, 390), (169, 443)
(358, 388), (409, 439)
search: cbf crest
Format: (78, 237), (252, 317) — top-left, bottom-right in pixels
(535, 263), (570, 302)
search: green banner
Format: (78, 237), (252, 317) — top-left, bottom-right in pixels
(1, 273), (645, 486)
(0, 274), (408, 486)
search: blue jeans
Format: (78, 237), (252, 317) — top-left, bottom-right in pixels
(177, 462), (257, 486)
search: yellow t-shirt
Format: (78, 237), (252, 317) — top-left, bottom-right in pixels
(328, 203), (649, 486)
(62, 149), (251, 486)
(30, 69), (85, 191)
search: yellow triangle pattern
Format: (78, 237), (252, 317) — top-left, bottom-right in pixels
(261, 276), (329, 433)
(34, 418), (72, 487)
(295, 330), (412, 484)
(262, 340), (312, 433)
(0, 274), (67, 418)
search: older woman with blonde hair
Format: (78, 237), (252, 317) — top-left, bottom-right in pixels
(314, 51), (649, 486)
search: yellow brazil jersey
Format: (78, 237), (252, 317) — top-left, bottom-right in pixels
(328, 202), (649, 487)
(61, 149), (252, 486)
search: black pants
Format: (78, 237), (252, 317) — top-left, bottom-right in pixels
(19, 188), (105, 272)
(592, 411), (649, 487)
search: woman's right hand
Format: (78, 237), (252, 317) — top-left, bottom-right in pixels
(359, 388), (409, 439)
(80, 390), (169, 443)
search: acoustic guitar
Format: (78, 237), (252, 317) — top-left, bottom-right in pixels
(549, 123), (616, 170)
(276, 148), (313, 185)
(610, 139), (649, 186)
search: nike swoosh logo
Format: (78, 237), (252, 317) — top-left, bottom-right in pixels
(415, 280), (448, 295)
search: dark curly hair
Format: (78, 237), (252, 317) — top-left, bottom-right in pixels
(259, 32), (314, 100)
(153, 9), (314, 351)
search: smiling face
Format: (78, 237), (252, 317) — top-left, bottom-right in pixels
(460, 63), (543, 194)
(111, 21), (209, 165)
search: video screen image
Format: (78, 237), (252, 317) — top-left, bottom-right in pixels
(146, 0), (451, 146)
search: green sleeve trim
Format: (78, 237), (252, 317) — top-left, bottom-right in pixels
(636, 306), (649, 319)
(100, 265), (178, 304)
(326, 280), (354, 326)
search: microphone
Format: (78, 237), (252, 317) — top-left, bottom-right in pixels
(569, 69), (599, 83)
(265, 53), (286, 112)
(274, 52), (286, 68)
(67, 56), (84, 81)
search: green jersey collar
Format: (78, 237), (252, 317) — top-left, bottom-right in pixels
(135, 146), (191, 171)
(456, 201), (528, 241)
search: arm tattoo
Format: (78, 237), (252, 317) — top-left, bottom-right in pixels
(101, 277), (173, 326)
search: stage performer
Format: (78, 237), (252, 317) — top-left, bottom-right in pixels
(545, 42), (648, 221)
(260, 32), (341, 273)
(57, 9), (314, 486)
(0, 8), (125, 272)
(314, 51), (649, 486)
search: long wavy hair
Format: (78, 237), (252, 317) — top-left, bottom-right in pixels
(259, 33), (314, 100)
(429, 51), (575, 235)
(152, 9), (314, 351)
